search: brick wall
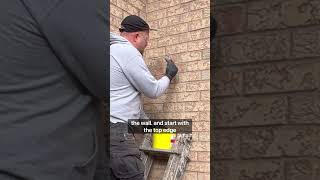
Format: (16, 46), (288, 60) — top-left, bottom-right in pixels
(143, 0), (210, 179)
(110, 0), (210, 179)
(213, 0), (320, 179)
(110, 0), (147, 33)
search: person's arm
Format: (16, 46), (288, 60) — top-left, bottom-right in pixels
(123, 55), (170, 99)
(24, 0), (107, 99)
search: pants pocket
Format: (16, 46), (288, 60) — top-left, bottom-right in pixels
(71, 130), (98, 180)
(110, 154), (144, 179)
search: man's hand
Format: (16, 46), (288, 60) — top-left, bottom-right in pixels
(165, 56), (178, 81)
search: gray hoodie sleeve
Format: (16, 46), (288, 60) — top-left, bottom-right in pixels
(123, 55), (170, 99)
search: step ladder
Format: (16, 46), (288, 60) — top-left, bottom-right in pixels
(139, 133), (192, 180)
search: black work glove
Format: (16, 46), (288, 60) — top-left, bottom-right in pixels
(165, 56), (178, 81)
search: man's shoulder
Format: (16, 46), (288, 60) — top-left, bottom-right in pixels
(111, 43), (142, 60)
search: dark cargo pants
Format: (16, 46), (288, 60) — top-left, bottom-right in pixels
(110, 122), (144, 180)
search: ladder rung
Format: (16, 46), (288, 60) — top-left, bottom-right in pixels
(139, 147), (180, 155)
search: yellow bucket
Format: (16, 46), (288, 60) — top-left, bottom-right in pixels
(152, 133), (176, 150)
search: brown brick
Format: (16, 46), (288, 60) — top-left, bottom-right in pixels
(189, 18), (210, 31)
(197, 173), (210, 180)
(110, 4), (123, 18)
(240, 126), (318, 158)
(110, 15), (122, 29)
(217, 31), (290, 65)
(167, 3), (190, 17)
(167, 83), (187, 93)
(147, 9), (167, 21)
(143, 103), (163, 113)
(165, 23), (189, 35)
(166, 42), (188, 55)
(186, 81), (210, 91)
(157, 34), (180, 47)
(179, 28), (210, 43)
(188, 151), (197, 161)
(145, 47), (166, 58)
(248, 0), (320, 31)
(191, 141), (210, 152)
(158, 16), (181, 28)
(187, 39), (210, 51)
(185, 102), (210, 112)
(189, 0), (210, 11)
(200, 91), (210, 101)
(212, 67), (242, 97)
(176, 92), (200, 102)
(159, 0), (181, 9)
(292, 27), (320, 58)
(126, 4), (139, 15)
(198, 131), (210, 141)
(175, 51), (202, 62)
(182, 172), (198, 180)
(203, 7), (210, 18)
(149, 29), (162, 39)
(185, 60), (210, 71)
(238, 160), (283, 180)
(143, 93), (177, 104)
(243, 62), (318, 95)
(146, 1), (160, 12)
(191, 132), (199, 142)
(184, 112), (200, 121)
(216, 5), (245, 35)
(202, 48), (210, 59)
(128, 0), (145, 10)
(197, 152), (210, 162)
(285, 158), (314, 180)
(213, 130), (239, 160)
(193, 121), (210, 131)
(116, 0), (128, 11)
(213, 96), (288, 127)
(186, 162), (210, 173)
(201, 70), (210, 80)
(179, 71), (202, 82)
(147, 20), (159, 30)
(199, 111), (210, 121)
(213, 160), (283, 180)
(180, 9), (203, 23)
(110, 0), (117, 5)
(163, 102), (185, 112)
(288, 93), (320, 124)
(139, 11), (147, 20)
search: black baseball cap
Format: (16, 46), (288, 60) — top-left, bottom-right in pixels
(119, 15), (156, 32)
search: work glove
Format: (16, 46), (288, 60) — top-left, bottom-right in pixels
(165, 56), (178, 81)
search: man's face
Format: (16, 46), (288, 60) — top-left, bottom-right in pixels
(136, 31), (149, 55)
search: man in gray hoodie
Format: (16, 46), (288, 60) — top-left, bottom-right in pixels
(110, 15), (178, 180)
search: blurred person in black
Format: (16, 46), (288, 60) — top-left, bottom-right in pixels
(0, 0), (108, 180)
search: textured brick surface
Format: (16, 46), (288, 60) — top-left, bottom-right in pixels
(213, 130), (240, 160)
(217, 31), (290, 65)
(215, 5), (245, 35)
(142, 0), (210, 179)
(292, 27), (320, 58)
(240, 126), (318, 158)
(248, 0), (320, 31)
(285, 158), (314, 180)
(214, 0), (320, 179)
(212, 160), (283, 180)
(288, 93), (320, 124)
(213, 96), (288, 127)
(243, 62), (318, 94)
(212, 67), (242, 97)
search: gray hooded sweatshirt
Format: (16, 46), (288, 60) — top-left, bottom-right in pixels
(110, 33), (170, 123)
